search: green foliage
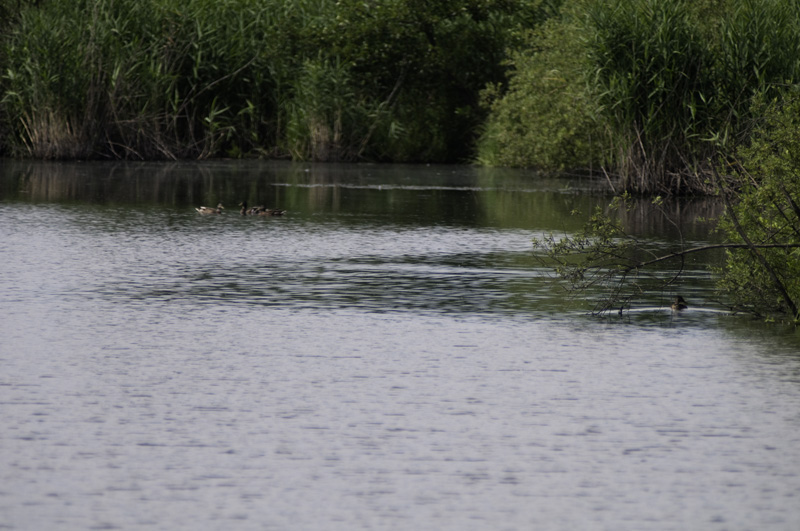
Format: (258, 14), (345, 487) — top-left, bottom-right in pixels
(476, 14), (603, 170)
(584, 0), (800, 194)
(533, 193), (692, 314)
(536, 90), (800, 321)
(4, 0), (800, 187)
(717, 0), (800, 120)
(0, 0), (539, 161)
(324, 0), (548, 162)
(284, 55), (372, 161)
(588, 0), (714, 142)
(478, 0), (800, 194)
(586, 0), (718, 193)
(1, 0), (284, 158)
(716, 92), (800, 322)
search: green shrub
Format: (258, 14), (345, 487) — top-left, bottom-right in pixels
(716, 91), (800, 321)
(478, 0), (800, 195)
(476, 14), (603, 171)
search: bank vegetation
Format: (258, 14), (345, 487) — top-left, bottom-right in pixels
(2, 1), (799, 192)
(0, 0), (552, 163)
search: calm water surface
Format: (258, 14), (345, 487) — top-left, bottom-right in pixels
(1, 161), (799, 530)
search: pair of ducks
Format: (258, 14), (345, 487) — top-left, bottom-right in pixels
(195, 202), (286, 216)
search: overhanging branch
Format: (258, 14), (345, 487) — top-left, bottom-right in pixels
(623, 243), (800, 273)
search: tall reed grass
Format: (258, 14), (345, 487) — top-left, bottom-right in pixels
(477, 0), (800, 194)
(0, 0), (531, 161)
(586, 0), (800, 194)
(1, 0), (290, 159)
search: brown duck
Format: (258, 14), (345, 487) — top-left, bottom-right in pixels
(671, 296), (688, 311)
(196, 203), (224, 215)
(240, 201), (285, 216)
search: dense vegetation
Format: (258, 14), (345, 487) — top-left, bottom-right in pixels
(0, 0), (553, 162)
(2, 0), (800, 321)
(2, 0), (799, 185)
(480, 0), (800, 194)
(534, 93), (800, 323)
(715, 92), (800, 321)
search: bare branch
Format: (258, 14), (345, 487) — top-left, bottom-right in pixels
(622, 242), (800, 273)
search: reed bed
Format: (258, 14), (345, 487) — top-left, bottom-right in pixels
(4, 0), (799, 195)
(477, 0), (800, 194)
(0, 0), (532, 162)
(586, 0), (800, 194)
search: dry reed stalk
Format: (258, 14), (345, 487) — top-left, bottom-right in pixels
(20, 111), (90, 159)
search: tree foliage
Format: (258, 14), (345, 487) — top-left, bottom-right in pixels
(477, 11), (603, 171)
(533, 194), (702, 315)
(715, 93), (800, 321)
(535, 91), (800, 323)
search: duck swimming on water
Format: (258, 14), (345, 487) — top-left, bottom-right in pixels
(254, 207), (286, 216)
(196, 203), (224, 215)
(239, 200), (286, 216)
(671, 295), (688, 311)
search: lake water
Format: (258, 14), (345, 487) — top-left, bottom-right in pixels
(1, 160), (799, 530)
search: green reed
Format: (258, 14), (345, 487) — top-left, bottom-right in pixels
(0, 0), (376, 159)
(475, 0), (800, 194)
(0, 0), (529, 161)
(586, 0), (718, 193)
(586, 0), (800, 194)
(2, 0), (256, 158)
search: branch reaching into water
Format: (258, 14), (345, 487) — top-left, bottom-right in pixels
(534, 193), (800, 316)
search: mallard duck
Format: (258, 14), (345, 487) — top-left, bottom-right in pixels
(240, 201), (285, 216)
(671, 295), (688, 311)
(196, 203), (224, 215)
(255, 207), (286, 217)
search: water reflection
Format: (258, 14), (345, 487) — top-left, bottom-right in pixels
(1, 159), (721, 237)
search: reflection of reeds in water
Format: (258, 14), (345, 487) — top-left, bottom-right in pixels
(5, 161), (344, 209)
(9, 161), (219, 205)
(1, 161), (724, 239)
(304, 167), (343, 212)
(617, 198), (723, 239)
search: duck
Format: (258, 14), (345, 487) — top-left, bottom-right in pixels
(254, 207), (286, 217)
(196, 203), (224, 215)
(671, 295), (688, 311)
(240, 200), (285, 216)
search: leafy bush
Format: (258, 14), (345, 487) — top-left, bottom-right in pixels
(478, 0), (800, 194)
(716, 92), (800, 321)
(476, 15), (603, 171)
